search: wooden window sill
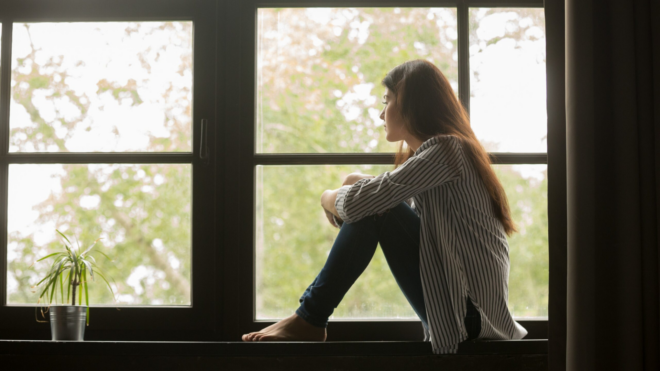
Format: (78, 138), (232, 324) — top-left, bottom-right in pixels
(0, 339), (547, 356)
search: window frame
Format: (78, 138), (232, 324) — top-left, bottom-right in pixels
(0, 0), (219, 340)
(0, 0), (567, 347)
(233, 0), (550, 342)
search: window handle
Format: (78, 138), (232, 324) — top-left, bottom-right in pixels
(200, 118), (210, 165)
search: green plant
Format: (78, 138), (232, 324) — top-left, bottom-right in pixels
(32, 230), (116, 325)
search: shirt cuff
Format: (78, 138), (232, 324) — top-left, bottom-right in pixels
(334, 185), (351, 223)
(332, 214), (344, 228)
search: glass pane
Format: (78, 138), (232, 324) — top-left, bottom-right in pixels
(469, 9), (546, 152)
(257, 8), (458, 154)
(7, 164), (192, 306)
(256, 165), (417, 319)
(256, 164), (547, 320)
(10, 22), (192, 152)
(495, 164), (548, 318)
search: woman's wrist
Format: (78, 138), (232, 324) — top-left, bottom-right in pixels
(321, 188), (340, 217)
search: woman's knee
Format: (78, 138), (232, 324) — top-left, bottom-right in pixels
(373, 202), (409, 218)
(376, 203), (420, 241)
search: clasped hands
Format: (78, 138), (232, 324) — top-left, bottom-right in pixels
(321, 172), (375, 228)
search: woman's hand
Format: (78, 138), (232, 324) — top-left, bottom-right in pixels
(323, 207), (343, 228)
(321, 189), (340, 216)
(320, 173), (374, 227)
(342, 173), (375, 186)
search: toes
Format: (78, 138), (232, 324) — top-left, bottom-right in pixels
(242, 332), (259, 341)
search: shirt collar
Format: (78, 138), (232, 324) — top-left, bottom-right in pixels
(413, 136), (443, 156)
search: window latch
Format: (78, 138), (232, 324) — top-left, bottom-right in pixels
(200, 118), (210, 165)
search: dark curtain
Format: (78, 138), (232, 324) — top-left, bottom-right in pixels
(545, 1), (567, 371)
(565, 0), (660, 370)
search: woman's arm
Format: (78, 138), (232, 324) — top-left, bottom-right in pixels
(335, 143), (463, 224)
(321, 173), (375, 226)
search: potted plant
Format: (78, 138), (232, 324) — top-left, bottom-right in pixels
(32, 230), (116, 341)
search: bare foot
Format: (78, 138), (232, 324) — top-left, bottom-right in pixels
(241, 313), (327, 342)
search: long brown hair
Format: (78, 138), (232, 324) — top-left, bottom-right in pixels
(382, 59), (516, 236)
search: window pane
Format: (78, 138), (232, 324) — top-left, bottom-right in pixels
(256, 164), (547, 320)
(495, 164), (548, 318)
(469, 9), (546, 152)
(256, 165), (417, 319)
(10, 22), (192, 152)
(7, 164), (192, 306)
(257, 8), (458, 154)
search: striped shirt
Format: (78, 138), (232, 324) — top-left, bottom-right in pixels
(334, 135), (528, 354)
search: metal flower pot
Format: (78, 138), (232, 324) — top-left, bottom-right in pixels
(49, 305), (87, 341)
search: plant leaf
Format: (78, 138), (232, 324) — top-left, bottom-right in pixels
(35, 270), (56, 288)
(39, 279), (53, 300)
(48, 260), (64, 304)
(66, 268), (72, 304)
(70, 250), (78, 273)
(35, 255), (67, 292)
(84, 272), (90, 326)
(36, 252), (65, 262)
(56, 229), (72, 245)
(94, 269), (116, 302)
(59, 269), (64, 303)
(89, 250), (114, 263)
(74, 236), (81, 254)
(81, 238), (102, 258)
(78, 265), (84, 306)
(38, 268), (58, 298)
(81, 259), (94, 281)
(64, 244), (74, 260)
(49, 275), (56, 304)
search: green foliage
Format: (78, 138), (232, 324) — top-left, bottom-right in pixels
(33, 230), (116, 325)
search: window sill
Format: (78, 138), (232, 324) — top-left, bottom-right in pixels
(0, 339), (546, 356)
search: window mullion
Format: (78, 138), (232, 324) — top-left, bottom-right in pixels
(6, 153), (194, 164)
(253, 153), (548, 166)
(1, 21), (11, 156)
(458, 0), (470, 115)
(0, 21), (12, 307)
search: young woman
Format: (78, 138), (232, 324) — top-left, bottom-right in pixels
(242, 59), (528, 354)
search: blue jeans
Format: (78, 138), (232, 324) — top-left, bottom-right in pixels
(295, 201), (481, 340)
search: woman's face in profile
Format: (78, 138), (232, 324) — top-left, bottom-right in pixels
(379, 88), (408, 143)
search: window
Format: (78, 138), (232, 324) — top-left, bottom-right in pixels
(0, 1), (216, 338)
(0, 0), (554, 344)
(8, 21), (193, 306)
(246, 2), (548, 340)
